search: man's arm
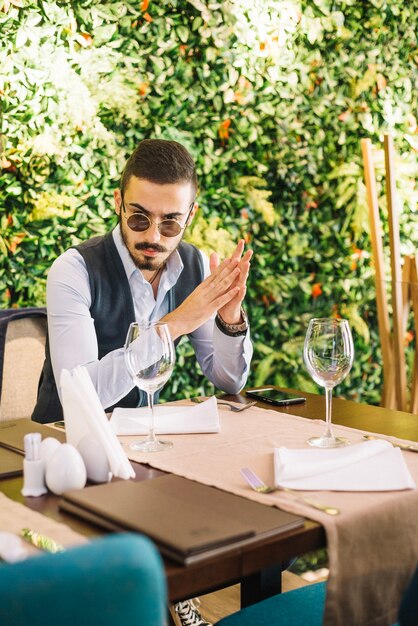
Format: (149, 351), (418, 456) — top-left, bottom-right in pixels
(162, 241), (253, 393)
(161, 254), (242, 340)
(47, 250), (134, 409)
(162, 240), (252, 337)
(188, 316), (253, 394)
(210, 239), (252, 325)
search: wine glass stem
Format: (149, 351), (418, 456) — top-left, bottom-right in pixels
(147, 391), (156, 442)
(325, 387), (334, 438)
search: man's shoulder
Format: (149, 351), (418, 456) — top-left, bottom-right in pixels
(49, 233), (110, 275)
(179, 241), (204, 265)
(74, 232), (122, 272)
(178, 240), (203, 263)
(48, 232), (113, 284)
(75, 233), (108, 252)
(48, 247), (88, 283)
(178, 241), (209, 279)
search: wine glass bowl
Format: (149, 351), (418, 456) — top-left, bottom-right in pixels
(124, 322), (175, 452)
(304, 317), (354, 448)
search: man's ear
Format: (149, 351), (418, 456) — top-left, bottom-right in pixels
(187, 202), (198, 225)
(114, 189), (122, 217)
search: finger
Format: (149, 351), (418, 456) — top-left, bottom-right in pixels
(212, 286), (241, 310)
(232, 256), (251, 289)
(230, 239), (245, 262)
(238, 254), (252, 273)
(207, 257), (239, 286)
(209, 251), (220, 274)
(242, 249), (253, 263)
(196, 263), (241, 305)
(210, 266), (241, 297)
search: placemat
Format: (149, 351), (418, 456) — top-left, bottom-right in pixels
(0, 492), (88, 557)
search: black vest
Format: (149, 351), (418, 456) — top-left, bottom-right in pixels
(32, 232), (204, 423)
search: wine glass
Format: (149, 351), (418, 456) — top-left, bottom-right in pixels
(303, 317), (354, 448)
(124, 321), (175, 452)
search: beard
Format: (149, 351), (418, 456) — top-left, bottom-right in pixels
(131, 242), (168, 270)
(120, 222), (176, 270)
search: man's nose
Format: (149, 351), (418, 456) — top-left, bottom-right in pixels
(146, 221), (162, 242)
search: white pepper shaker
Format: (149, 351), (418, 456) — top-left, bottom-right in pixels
(21, 432), (47, 497)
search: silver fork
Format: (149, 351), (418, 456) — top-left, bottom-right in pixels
(240, 467), (340, 516)
(191, 398), (257, 412)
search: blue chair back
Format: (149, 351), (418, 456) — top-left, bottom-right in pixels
(0, 533), (167, 626)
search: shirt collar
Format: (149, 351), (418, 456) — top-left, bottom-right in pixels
(112, 224), (184, 286)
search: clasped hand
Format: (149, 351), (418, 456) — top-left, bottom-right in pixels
(163, 239), (252, 339)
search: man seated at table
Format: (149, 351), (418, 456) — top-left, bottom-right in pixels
(32, 139), (253, 626)
(32, 138), (253, 424)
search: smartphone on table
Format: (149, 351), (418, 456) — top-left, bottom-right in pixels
(245, 388), (306, 406)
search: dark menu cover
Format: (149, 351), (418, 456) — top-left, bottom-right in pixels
(0, 419), (66, 454)
(60, 474), (305, 564)
(0, 446), (24, 477)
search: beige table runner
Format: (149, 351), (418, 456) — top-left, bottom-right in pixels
(122, 403), (418, 626)
(0, 492), (88, 557)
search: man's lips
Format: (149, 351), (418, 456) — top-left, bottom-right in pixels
(134, 243), (166, 256)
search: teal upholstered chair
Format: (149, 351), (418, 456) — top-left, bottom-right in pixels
(214, 572), (418, 626)
(0, 533), (167, 626)
(215, 581), (327, 626)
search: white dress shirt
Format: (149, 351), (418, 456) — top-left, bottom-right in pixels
(46, 225), (253, 409)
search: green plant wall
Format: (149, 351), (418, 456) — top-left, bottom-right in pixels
(1, 0), (417, 404)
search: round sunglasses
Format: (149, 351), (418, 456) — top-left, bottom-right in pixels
(122, 197), (194, 238)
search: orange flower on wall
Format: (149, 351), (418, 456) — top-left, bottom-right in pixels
(140, 0), (152, 21)
(8, 233), (26, 254)
(338, 110), (351, 122)
(218, 119), (231, 144)
(80, 32), (93, 46)
(311, 283), (323, 298)
(350, 247), (367, 271)
(404, 331), (414, 347)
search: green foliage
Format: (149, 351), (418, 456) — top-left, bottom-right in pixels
(0, 0), (417, 404)
(290, 547), (329, 575)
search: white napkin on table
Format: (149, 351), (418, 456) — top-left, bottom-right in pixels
(274, 440), (416, 491)
(60, 367), (135, 481)
(110, 396), (220, 435)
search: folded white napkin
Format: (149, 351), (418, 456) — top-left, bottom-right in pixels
(60, 367), (135, 481)
(110, 396), (220, 435)
(274, 440), (416, 491)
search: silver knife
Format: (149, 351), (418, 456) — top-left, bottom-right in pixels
(363, 434), (418, 452)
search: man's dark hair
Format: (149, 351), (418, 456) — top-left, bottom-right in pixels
(120, 139), (197, 196)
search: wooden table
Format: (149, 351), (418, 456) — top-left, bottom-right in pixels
(1, 389), (417, 605)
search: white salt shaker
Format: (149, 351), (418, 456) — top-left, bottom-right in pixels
(21, 432), (47, 497)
